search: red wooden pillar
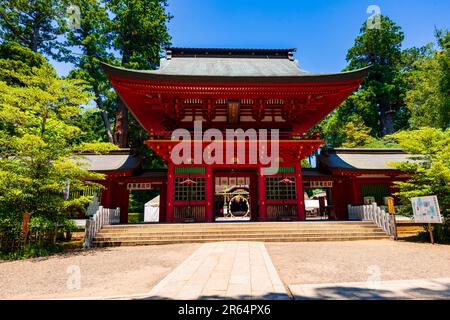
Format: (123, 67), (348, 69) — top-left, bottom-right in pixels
(351, 177), (360, 205)
(295, 162), (306, 221)
(114, 183), (129, 224)
(205, 166), (213, 222)
(258, 166), (267, 221)
(167, 162), (175, 223)
(102, 178), (113, 208)
(159, 183), (167, 223)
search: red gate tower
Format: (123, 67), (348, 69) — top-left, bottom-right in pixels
(102, 48), (368, 223)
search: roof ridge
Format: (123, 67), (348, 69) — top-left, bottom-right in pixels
(166, 47), (297, 60)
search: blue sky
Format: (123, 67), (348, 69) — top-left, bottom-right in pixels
(54, 0), (450, 75)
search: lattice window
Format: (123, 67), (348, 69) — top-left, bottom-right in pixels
(174, 177), (206, 201)
(184, 99), (203, 105)
(267, 99), (284, 105)
(265, 176), (297, 200)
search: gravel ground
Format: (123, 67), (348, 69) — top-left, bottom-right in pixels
(2, 240), (449, 300)
(266, 240), (450, 285)
(0, 244), (200, 300)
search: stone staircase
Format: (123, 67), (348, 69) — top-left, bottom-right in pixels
(92, 221), (389, 247)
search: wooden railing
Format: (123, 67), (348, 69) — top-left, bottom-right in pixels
(86, 194), (100, 218)
(267, 205), (297, 220)
(84, 206), (120, 248)
(174, 206), (206, 223)
(348, 203), (397, 238)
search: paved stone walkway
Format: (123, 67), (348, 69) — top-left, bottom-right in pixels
(289, 278), (450, 300)
(147, 242), (290, 300)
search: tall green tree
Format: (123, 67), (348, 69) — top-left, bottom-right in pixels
(0, 43), (114, 245)
(321, 15), (433, 147)
(65, 0), (117, 143)
(108, 0), (172, 148)
(0, 0), (69, 60)
(345, 15), (405, 136)
(405, 29), (450, 129)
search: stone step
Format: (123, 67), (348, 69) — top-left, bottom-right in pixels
(100, 224), (377, 232)
(95, 228), (384, 237)
(92, 235), (389, 247)
(102, 221), (375, 229)
(94, 231), (388, 242)
(92, 221), (389, 247)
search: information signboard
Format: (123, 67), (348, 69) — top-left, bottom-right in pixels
(411, 196), (442, 224)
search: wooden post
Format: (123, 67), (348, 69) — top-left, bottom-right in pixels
(22, 212), (31, 245)
(294, 162), (305, 221)
(21, 212), (31, 235)
(428, 223), (435, 244)
(387, 197), (398, 240)
(167, 162), (175, 223)
(84, 219), (93, 249)
(258, 166), (267, 221)
(205, 166), (213, 222)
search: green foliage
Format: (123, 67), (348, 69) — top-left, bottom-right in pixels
(108, 0), (172, 69)
(0, 0), (69, 60)
(301, 159), (312, 169)
(388, 128), (450, 242)
(64, 0), (173, 152)
(345, 15), (407, 136)
(128, 212), (144, 224)
(321, 20), (447, 149)
(340, 120), (375, 148)
(0, 42), (48, 85)
(108, 0), (172, 148)
(0, 44), (115, 258)
(363, 137), (400, 149)
(405, 29), (450, 129)
(65, 0), (117, 143)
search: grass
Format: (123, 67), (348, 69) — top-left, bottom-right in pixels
(128, 212), (144, 224)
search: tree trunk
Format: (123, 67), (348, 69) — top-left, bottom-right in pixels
(381, 109), (395, 136)
(31, 11), (40, 52)
(113, 50), (132, 147)
(101, 111), (114, 144)
(114, 98), (129, 148)
(92, 83), (114, 143)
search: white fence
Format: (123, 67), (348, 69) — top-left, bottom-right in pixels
(84, 206), (120, 248)
(86, 194), (100, 218)
(348, 203), (397, 238)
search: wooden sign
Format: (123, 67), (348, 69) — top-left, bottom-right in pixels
(22, 212), (31, 235)
(127, 183), (153, 190)
(309, 181), (333, 188)
(387, 197), (395, 215)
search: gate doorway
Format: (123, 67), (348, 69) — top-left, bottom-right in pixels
(213, 170), (257, 222)
(128, 189), (160, 223)
(304, 183), (333, 220)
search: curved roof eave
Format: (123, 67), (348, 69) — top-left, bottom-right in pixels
(100, 62), (370, 84)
